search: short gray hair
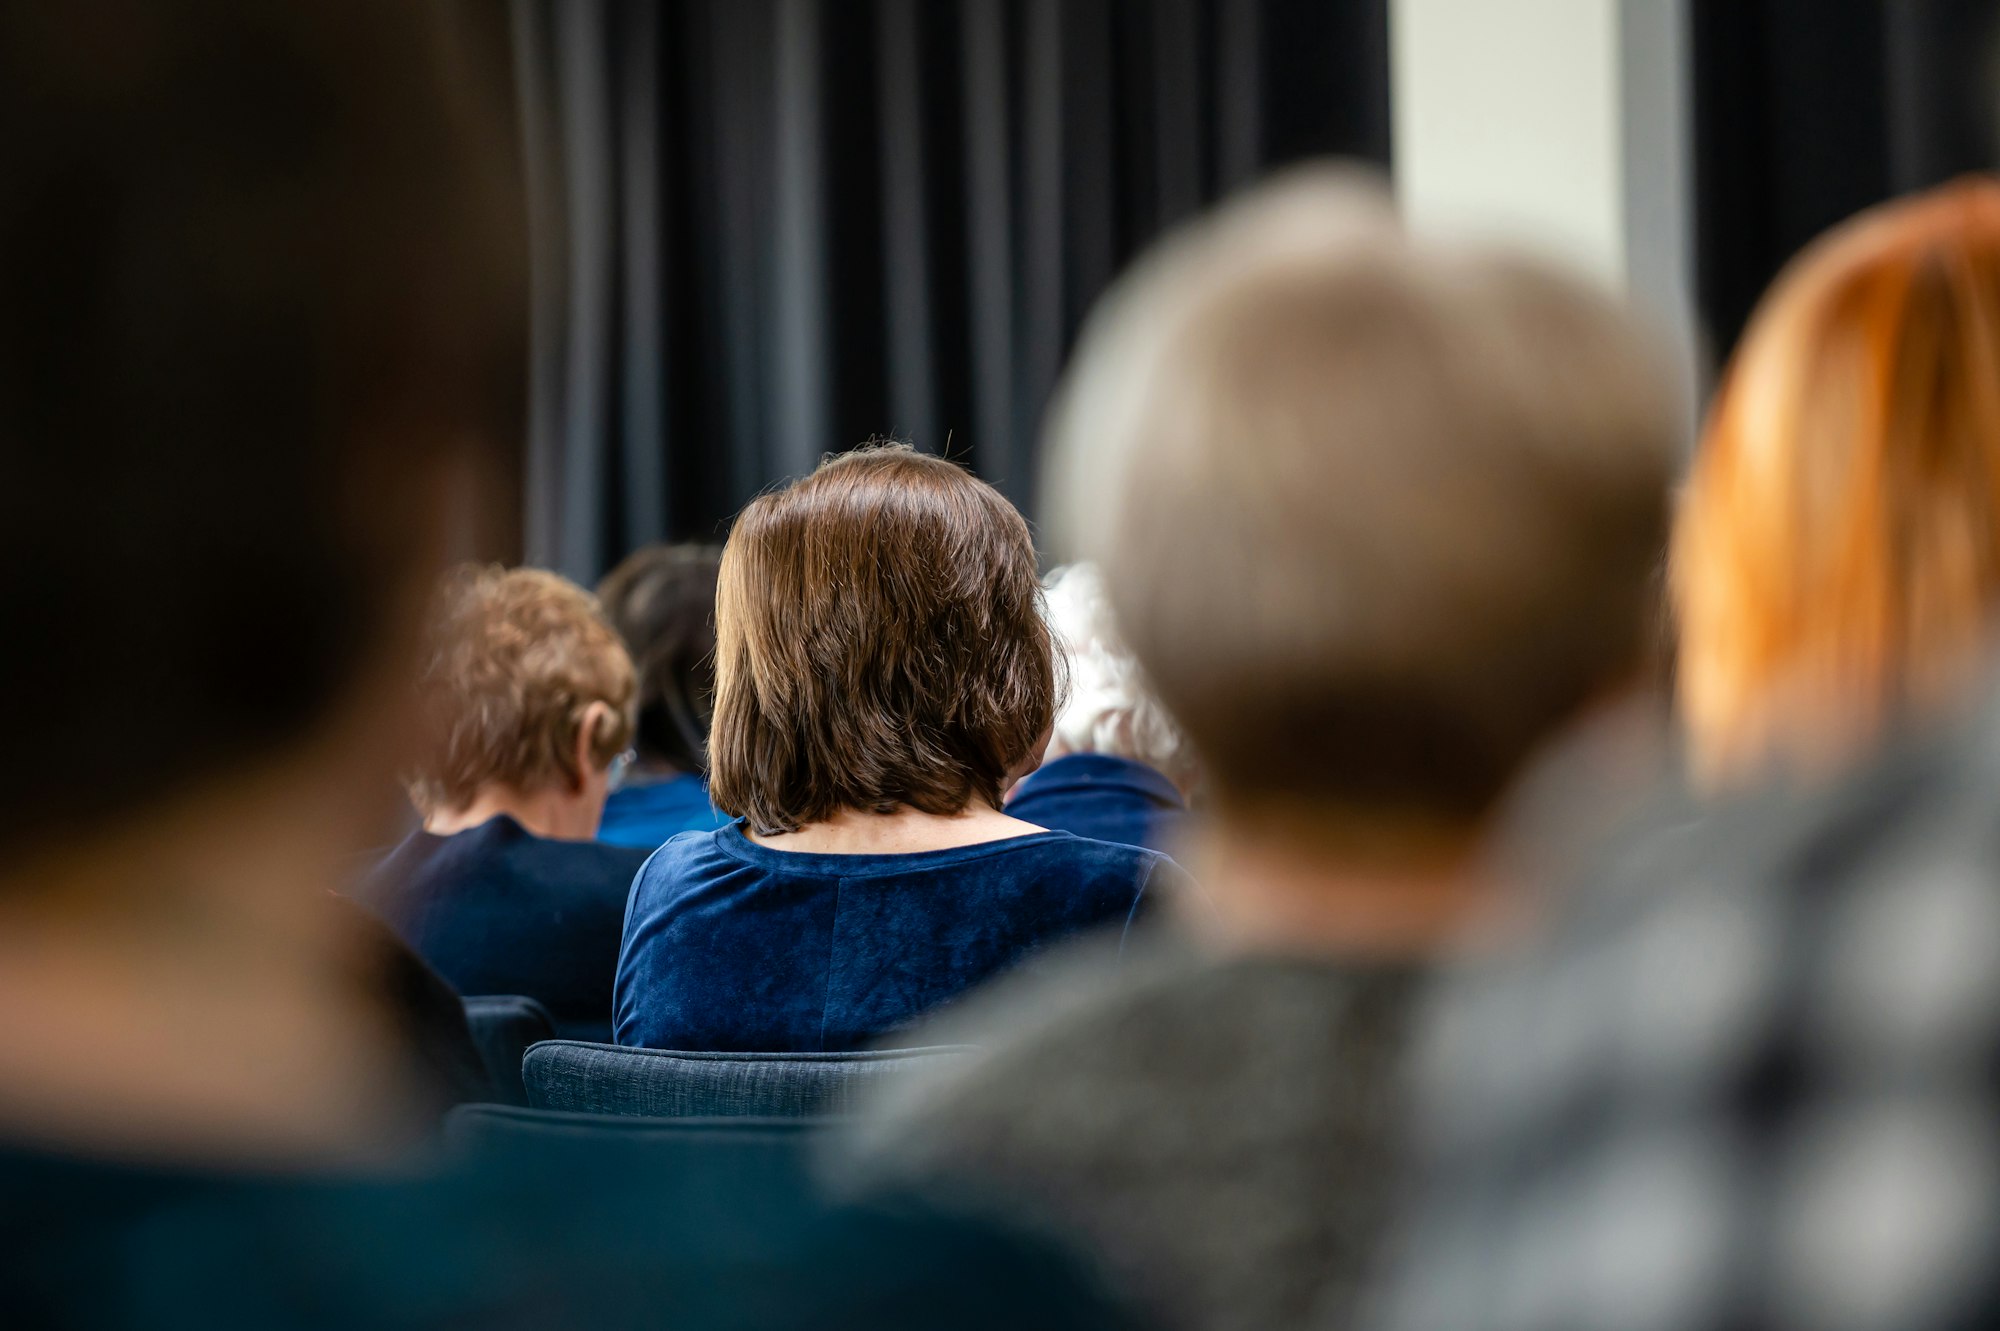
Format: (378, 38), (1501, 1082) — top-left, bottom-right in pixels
(1042, 563), (1195, 788)
(1039, 165), (1679, 818)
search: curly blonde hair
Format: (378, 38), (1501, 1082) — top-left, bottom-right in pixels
(406, 565), (636, 815)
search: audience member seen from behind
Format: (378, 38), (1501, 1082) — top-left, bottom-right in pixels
(1375, 181), (2000, 1331)
(355, 565), (650, 1040)
(594, 543), (732, 848)
(1004, 563), (1196, 854)
(842, 172), (1679, 1331)
(614, 445), (1193, 1053)
(1672, 178), (2000, 790)
(0, 4), (1138, 1325)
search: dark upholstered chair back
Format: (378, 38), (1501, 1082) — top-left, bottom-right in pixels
(463, 995), (559, 1106)
(445, 1103), (826, 1152)
(522, 1040), (974, 1117)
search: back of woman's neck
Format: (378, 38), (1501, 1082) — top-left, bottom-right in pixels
(748, 802), (1046, 855)
(426, 784), (596, 841)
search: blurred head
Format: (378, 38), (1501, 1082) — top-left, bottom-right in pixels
(710, 444), (1057, 835)
(1043, 169), (1678, 847)
(0, 0), (520, 872)
(1036, 563), (1197, 793)
(597, 543), (724, 776)
(407, 567), (636, 833)
(1671, 178), (2000, 787)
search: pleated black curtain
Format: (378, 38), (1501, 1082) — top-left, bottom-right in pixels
(1693, 0), (2000, 363)
(510, 0), (1390, 581)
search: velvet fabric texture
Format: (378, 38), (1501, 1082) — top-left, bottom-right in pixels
(597, 772), (730, 849)
(615, 825), (1184, 1052)
(1004, 754), (1188, 855)
(355, 817), (651, 1040)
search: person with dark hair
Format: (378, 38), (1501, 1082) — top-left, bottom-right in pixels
(0, 0), (524, 1177)
(613, 444), (1192, 1053)
(840, 171), (1681, 1331)
(0, 2), (1137, 1324)
(594, 543), (732, 848)
(354, 565), (652, 1038)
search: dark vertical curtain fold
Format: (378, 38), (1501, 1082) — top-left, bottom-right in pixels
(1693, 0), (2000, 365)
(512, 0), (1389, 581)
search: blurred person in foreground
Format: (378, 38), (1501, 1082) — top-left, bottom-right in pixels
(594, 542), (734, 848)
(838, 169), (1680, 1331)
(0, 2), (1132, 1325)
(614, 445), (1193, 1053)
(1672, 179), (2000, 790)
(1370, 176), (2000, 1331)
(354, 565), (651, 1040)
(1003, 562), (1196, 855)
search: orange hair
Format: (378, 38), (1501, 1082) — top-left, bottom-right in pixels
(1671, 177), (2000, 786)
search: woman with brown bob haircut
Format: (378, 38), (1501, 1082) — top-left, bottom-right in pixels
(614, 444), (1190, 1052)
(1672, 178), (2000, 787)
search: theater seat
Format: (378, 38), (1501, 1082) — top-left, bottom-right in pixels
(443, 1106), (829, 1221)
(522, 1040), (973, 1117)
(463, 995), (558, 1106)
(445, 1102), (826, 1153)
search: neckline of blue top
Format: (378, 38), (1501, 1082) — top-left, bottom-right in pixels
(711, 821), (1081, 875)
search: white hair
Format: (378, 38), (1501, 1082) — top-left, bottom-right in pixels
(1042, 562), (1194, 786)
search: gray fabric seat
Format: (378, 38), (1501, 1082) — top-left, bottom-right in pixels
(523, 1040), (974, 1117)
(463, 995), (558, 1106)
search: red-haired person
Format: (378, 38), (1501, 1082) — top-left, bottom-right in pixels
(1672, 178), (2000, 788)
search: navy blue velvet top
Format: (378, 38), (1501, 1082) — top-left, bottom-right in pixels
(354, 816), (651, 1040)
(614, 824), (1185, 1052)
(1004, 753), (1189, 855)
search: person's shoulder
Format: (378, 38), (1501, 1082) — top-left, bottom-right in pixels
(629, 824), (743, 890)
(0, 1139), (1131, 1331)
(352, 827), (461, 904)
(1033, 833), (1202, 911)
(1031, 829), (1177, 877)
(488, 822), (652, 877)
(835, 934), (1201, 1156)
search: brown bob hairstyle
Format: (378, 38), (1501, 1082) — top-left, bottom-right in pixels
(708, 444), (1057, 834)
(1671, 177), (2000, 785)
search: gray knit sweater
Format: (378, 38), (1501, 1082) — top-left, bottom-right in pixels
(837, 939), (1422, 1331)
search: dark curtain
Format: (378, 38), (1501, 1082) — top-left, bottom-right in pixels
(1693, 0), (2000, 364)
(510, 0), (1391, 581)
